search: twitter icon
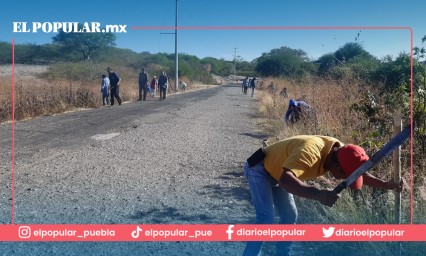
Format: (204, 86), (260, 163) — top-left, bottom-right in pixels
(322, 227), (335, 238)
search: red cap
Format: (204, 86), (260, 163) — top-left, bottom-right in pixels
(337, 144), (369, 190)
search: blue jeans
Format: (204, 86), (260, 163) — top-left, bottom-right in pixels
(243, 162), (298, 256)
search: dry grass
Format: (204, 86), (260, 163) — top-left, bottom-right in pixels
(258, 77), (382, 141)
(1, 78), (103, 122)
(0, 67), (213, 123)
(256, 76), (425, 255)
(257, 76), (423, 224)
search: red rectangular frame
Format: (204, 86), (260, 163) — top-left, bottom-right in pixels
(9, 26), (415, 234)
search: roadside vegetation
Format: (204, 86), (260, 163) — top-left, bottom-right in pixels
(255, 38), (426, 256)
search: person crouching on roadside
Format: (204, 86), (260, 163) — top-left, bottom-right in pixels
(242, 135), (402, 256)
(180, 81), (187, 92)
(285, 99), (311, 125)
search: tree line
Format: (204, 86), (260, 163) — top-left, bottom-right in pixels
(0, 41), (252, 84)
(255, 42), (415, 92)
(0, 26), (420, 93)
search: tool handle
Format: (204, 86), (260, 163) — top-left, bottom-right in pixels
(333, 182), (347, 194)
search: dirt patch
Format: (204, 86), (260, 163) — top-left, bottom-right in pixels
(0, 64), (48, 78)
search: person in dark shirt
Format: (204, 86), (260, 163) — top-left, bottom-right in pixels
(138, 68), (149, 101)
(107, 67), (122, 106)
(250, 77), (257, 97)
(158, 71), (168, 101)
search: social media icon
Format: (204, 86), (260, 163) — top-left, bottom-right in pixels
(18, 226), (31, 239)
(322, 227), (335, 238)
(226, 225), (234, 240)
(131, 226), (143, 239)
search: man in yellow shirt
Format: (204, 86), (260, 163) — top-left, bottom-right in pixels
(243, 135), (402, 256)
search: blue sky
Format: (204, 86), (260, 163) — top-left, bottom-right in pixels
(1, 0), (425, 61)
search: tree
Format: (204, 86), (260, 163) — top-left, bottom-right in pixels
(372, 53), (410, 91)
(52, 24), (116, 61)
(413, 35), (426, 154)
(255, 46), (312, 77)
(255, 56), (283, 77)
(335, 42), (374, 63)
(201, 57), (234, 76)
(316, 43), (378, 80)
(0, 42), (12, 64)
(316, 53), (337, 75)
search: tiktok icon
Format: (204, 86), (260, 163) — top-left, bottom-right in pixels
(131, 226), (143, 239)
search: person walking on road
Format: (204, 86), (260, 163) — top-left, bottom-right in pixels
(242, 135), (402, 256)
(101, 74), (110, 106)
(138, 68), (149, 101)
(242, 76), (249, 95)
(250, 77), (257, 97)
(150, 76), (158, 97)
(158, 71), (168, 101)
(107, 67), (122, 106)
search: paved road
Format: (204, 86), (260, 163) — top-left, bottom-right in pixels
(0, 84), (269, 255)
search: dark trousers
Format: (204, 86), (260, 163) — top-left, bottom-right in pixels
(159, 86), (167, 100)
(110, 86), (122, 105)
(243, 86), (248, 95)
(139, 86), (148, 101)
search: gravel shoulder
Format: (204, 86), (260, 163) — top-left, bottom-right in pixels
(0, 83), (268, 255)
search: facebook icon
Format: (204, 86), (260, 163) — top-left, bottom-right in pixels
(226, 225), (234, 240)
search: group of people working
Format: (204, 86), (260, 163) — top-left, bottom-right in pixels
(101, 67), (188, 106)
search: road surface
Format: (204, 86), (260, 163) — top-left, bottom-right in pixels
(0, 84), (269, 255)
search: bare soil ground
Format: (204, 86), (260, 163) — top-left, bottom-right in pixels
(0, 64), (48, 78)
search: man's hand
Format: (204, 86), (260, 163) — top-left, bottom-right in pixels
(317, 190), (340, 207)
(280, 170), (340, 207)
(384, 179), (404, 192)
(363, 172), (404, 192)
